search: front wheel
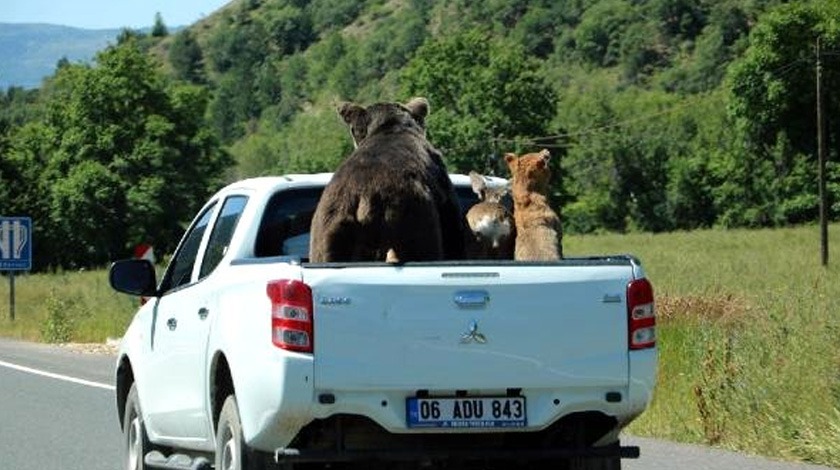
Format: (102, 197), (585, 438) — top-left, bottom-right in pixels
(216, 395), (266, 470)
(123, 383), (152, 470)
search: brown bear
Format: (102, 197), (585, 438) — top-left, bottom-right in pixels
(464, 171), (515, 259)
(309, 97), (465, 263)
(504, 149), (562, 260)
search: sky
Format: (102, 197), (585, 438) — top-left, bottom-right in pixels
(1, 0), (233, 29)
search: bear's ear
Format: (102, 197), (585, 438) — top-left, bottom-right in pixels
(338, 102), (369, 147)
(404, 97), (429, 126)
(504, 153), (518, 165)
(338, 102), (366, 126)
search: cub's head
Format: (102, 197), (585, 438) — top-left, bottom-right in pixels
(504, 149), (551, 194)
(337, 97), (429, 147)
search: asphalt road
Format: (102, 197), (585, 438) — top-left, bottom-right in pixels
(0, 337), (835, 470)
(0, 338), (120, 470)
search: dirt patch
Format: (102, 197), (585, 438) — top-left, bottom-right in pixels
(58, 337), (120, 356)
(657, 293), (753, 325)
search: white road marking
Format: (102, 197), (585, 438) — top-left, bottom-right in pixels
(0, 359), (115, 391)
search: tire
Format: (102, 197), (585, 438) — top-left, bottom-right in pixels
(216, 395), (265, 470)
(123, 383), (152, 470)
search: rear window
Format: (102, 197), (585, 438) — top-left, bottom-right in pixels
(253, 183), (493, 258)
(255, 187), (323, 258)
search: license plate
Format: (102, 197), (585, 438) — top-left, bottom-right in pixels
(406, 396), (527, 429)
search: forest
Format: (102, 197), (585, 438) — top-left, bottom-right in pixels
(2, 0), (840, 270)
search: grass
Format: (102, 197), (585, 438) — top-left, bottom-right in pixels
(1, 224), (838, 466)
(565, 224), (840, 467)
(0, 268), (137, 343)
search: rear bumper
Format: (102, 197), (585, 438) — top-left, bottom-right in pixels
(309, 385), (636, 434)
(275, 412), (636, 465)
(275, 443), (639, 464)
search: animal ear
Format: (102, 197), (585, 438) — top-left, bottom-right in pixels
(504, 153), (517, 165)
(540, 149), (551, 163)
(337, 102), (366, 126)
(469, 171), (487, 198)
(404, 97), (429, 126)
(338, 102), (369, 147)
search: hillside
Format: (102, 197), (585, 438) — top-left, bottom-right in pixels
(3, 0), (840, 270)
(0, 23), (124, 89)
(171, 0), (837, 234)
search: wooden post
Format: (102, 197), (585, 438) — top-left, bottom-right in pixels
(817, 37), (829, 266)
(8, 272), (14, 321)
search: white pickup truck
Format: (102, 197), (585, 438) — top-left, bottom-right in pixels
(109, 173), (657, 470)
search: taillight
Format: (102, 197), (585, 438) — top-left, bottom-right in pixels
(267, 279), (314, 353)
(627, 278), (655, 350)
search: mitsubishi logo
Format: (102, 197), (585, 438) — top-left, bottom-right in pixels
(460, 320), (487, 344)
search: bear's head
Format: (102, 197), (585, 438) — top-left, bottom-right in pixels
(504, 149), (551, 194)
(338, 97), (429, 147)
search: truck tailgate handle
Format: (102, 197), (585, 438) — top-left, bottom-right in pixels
(454, 290), (490, 309)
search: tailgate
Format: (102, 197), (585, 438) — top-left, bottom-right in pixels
(303, 261), (634, 392)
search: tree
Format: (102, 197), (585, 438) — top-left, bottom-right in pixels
(5, 39), (230, 269)
(400, 29), (557, 175)
(573, 0), (637, 67)
(151, 12), (168, 38)
(263, 4), (314, 55)
(725, 2), (840, 226)
(169, 29), (206, 84)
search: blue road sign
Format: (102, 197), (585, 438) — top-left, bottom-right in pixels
(0, 217), (32, 271)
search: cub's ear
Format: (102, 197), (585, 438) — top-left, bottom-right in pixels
(404, 97), (429, 126)
(504, 153), (518, 165)
(538, 149), (551, 168)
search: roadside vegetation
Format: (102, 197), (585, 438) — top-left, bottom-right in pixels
(1, 223), (838, 466)
(568, 225), (840, 467)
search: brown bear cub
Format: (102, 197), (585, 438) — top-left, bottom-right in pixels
(309, 97), (465, 263)
(464, 171), (515, 259)
(504, 149), (562, 260)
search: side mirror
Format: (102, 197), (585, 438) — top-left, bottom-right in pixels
(109, 259), (158, 297)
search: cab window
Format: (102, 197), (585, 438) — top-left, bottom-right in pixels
(199, 195), (248, 279)
(159, 203), (217, 293)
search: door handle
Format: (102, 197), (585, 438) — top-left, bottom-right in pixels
(198, 307), (209, 320)
(166, 318), (177, 331)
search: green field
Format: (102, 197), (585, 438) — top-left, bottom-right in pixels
(1, 225), (838, 466)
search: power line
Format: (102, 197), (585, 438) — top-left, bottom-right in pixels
(491, 56), (811, 149)
(439, 55), (815, 156)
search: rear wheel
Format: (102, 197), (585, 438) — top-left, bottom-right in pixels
(216, 395), (266, 470)
(123, 383), (151, 470)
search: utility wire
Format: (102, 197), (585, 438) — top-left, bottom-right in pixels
(439, 55), (816, 156)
